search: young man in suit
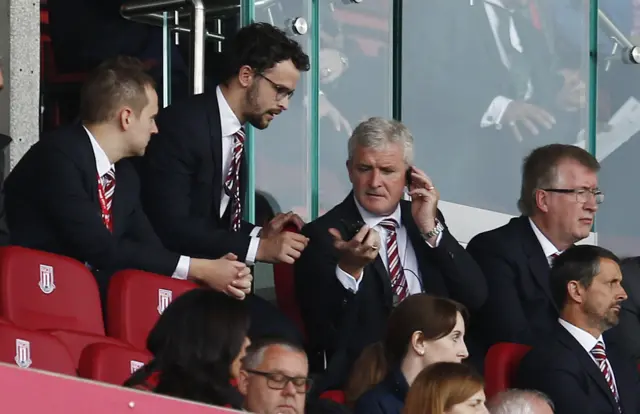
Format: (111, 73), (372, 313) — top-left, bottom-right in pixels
(139, 23), (311, 344)
(517, 245), (639, 414)
(294, 117), (487, 390)
(4, 57), (252, 300)
(467, 144), (601, 352)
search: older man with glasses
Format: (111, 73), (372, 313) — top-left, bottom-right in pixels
(467, 144), (602, 360)
(238, 338), (311, 414)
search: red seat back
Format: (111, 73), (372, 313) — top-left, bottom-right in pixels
(45, 329), (128, 370)
(0, 246), (104, 335)
(106, 270), (196, 349)
(273, 224), (306, 338)
(320, 390), (346, 404)
(484, 342), (532, 399)
(78, 342), (152, 385)
(0, 324), (76, 376)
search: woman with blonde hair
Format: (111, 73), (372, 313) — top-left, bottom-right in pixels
(403, 362), (487, 414)
(353, 294), (469, 414)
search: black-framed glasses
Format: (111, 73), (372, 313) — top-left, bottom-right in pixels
(257, 73), (295, 101)
(245, 369), (313, 394)
(541, 188), (604, 204)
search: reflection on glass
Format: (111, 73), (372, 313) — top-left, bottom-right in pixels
(402, 0), (589, 215)
(593, 1), (640, 255)
(252, 0), (313, 221)
(318, 0), (394, 214)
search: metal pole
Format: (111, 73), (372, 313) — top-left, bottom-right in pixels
(190, 0), (205, 94)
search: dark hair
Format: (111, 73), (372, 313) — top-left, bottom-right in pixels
(518, 144), (600, 216)
(79, 56), (156, 124)
(345, 295), (468, 402)
(124, 288), (250, 407)
(306, 398), (353, 414)
(550, 245), (620, 310)
(221, 22), (310, 82)
(402, 362), (484, 414)
(242, 336), (307, 370)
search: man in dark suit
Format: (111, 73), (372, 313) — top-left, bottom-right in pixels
(467, 144), (601, 352)
(294, 117), (487, 391)
(141, 22), (311, 268)
(4, 57), (251, 300)
(517, 245), (640, 414)
(139, 23), (311, 344)
(605, 257), (640, 364)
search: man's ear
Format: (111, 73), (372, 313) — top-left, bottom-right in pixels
(237, 369), (250, 396)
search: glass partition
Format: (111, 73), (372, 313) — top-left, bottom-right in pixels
(400, 0), (591, 242)
(594, 2), (640, 255)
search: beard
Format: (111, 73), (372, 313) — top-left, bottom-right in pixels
(244, 81), (277, 130)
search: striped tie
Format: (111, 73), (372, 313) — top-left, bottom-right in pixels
(591, 341), (621, 412)
(224, 128), (245, 232)
(101, 167), (116, 231)
(379, 219), (408, 303)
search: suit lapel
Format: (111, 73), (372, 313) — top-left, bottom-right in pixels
(400, 201), (429, 289)
(339, 195), (393, 306)
(608, 346), (635, 413)
(557, 326), (619, 409)
(206, 92), (223, 218)
(111, 163), (127, 236)
(517, 217), (558, 312)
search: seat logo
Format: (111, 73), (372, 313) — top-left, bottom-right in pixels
(38, 264), (55, 294)
(14, 339), (32, 368)
(130, 360), (144, 373)
(157, 289), (173, 315)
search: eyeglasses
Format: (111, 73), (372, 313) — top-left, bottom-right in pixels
(257, 73), (295, 101)
(245, 369), (313, 394)
(541, 188), (604, 204)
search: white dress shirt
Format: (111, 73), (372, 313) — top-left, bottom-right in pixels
(84, 126), (190, 279)
(216, 87), (261, 265)
(529, 218), (561, 266)
(481, 0), (534, 128)
(559, 318), (619, 392)
(335, 197), (442, 293)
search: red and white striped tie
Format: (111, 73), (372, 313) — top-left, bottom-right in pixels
(224, 128), (245, 232)
(380, 218), (408, 303)
(101, 167), (116, 231)
(591, 341), (621, 412)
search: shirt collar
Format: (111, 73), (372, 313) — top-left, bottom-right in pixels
(529, 218), (561, 259)
(216, 85), (243, 137)
(83, 125), (114, 177)
(558, 318), (604, 354)
(353, 195), (402, 229)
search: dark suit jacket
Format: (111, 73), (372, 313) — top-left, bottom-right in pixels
(354, 368), (408, 414)
(466, 216), (559, 349)
(295, 194), (487, 387)
(140, 91), (255, 261)
(4, 124), (179, 294)
(606, 258), (640, 363)
(517, 323), (640, 414)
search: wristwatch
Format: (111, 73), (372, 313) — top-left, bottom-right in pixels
(422, 220), (444, 240)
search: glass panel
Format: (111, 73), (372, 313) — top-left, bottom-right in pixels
(594, 2), (640, 255)
(401, 0), (590, 224)
(252, 0), (314, 222)
(317, 0), (394, 215)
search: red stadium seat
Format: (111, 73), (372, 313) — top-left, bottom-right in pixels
(320, 390), (346, 404)
(78, 342), (152, 385)
(45, 330), (128, 370)
(107, 270), (196, 349)
(273, 224), (306, 339)
(0, 324), (75, 376)
(484, 342), (532, 399)
(0, 246), (104, 335)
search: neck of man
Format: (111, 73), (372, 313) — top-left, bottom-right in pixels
(84, 123), (128, 164)
(529, 214), (575, 252)
(561, 307), (604, 340)
(219, 82), (247, 125)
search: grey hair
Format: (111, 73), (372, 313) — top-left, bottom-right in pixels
(241, 338), (306, 370)
(347, 117), (414, 165)
(488, 389), (555, 414)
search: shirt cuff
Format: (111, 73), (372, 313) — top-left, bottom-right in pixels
(250, 226), (262, 237)
(246, 236), (260, 265)
(336, 265), (363, 293)
(480, 96), (512, 128)
(425, 231), (443, 248)
(172, 255), (191, 280)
